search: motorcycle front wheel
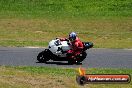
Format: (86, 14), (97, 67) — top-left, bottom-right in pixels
(37, 49), (50, 63)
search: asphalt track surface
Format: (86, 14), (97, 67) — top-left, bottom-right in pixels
(0, 47), (132, 68)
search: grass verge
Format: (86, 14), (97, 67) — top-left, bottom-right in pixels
(0, 18), (132, 48)
(0, 0), (132, 48)
(0, 66), (132, 88)
(0, 0), (132, 19)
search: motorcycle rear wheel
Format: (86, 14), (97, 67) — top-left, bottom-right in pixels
(68, 52), (87, 64)
(68, 59), (76, 65)
(76, 52), (87, 63)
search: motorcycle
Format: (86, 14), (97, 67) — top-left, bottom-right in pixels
(37, 38), (93, 64)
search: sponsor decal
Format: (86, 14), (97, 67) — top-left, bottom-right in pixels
(76, 67), (131, 85)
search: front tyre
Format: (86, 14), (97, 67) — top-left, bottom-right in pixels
(37, 49), (50, 63)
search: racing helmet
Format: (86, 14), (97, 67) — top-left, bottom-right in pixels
(69, 32), (77, 41)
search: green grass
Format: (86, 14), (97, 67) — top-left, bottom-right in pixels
(0, 0), (132, 48)
(0, 19), (132, 48)
(0, 0), (132, 19)
(0, 66), (132, 88)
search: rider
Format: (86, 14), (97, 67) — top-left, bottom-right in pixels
(60, 32), (84, 59)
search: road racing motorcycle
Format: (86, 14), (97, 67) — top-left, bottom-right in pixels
(37, 38), (93, 64)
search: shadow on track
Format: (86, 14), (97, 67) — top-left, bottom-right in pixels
(36, 61), (82, 65)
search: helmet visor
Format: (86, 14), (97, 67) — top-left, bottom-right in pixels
(69, 37), (76, 41)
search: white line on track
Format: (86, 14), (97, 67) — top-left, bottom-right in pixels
(24, 47), (45, 48)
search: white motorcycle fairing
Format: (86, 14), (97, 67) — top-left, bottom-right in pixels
(48, 39), (71, 57)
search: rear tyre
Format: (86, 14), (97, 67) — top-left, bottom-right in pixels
(68, 60), (75, 65)
(76, 52), (87, 63)
(67, 52), (87, 64)
(37, 49), (50, 63)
